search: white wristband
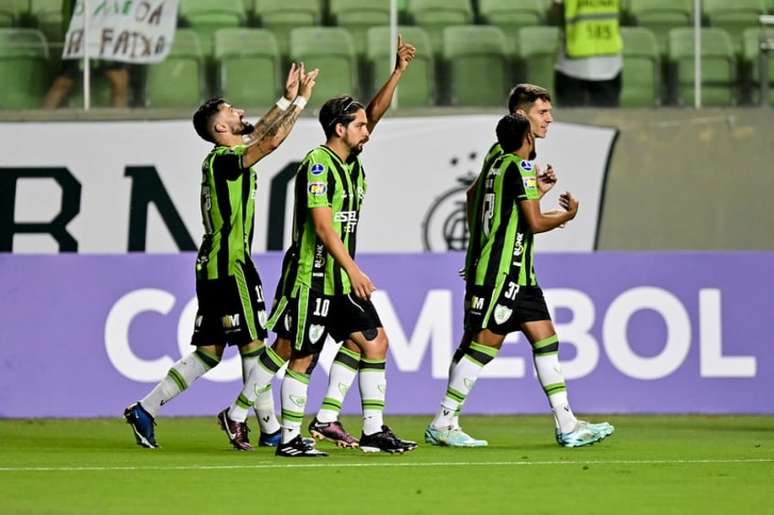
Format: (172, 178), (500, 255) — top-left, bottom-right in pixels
(275, 97), (292, 111)
(292, 96), (307, 110)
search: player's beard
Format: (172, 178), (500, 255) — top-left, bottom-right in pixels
(529, 148), (536, 160)
(349, 137), (368, 158)
(238, 119), (255, 135)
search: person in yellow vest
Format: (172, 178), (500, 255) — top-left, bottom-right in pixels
(552, 0), (623, 107)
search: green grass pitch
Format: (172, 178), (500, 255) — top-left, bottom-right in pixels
(1, 415), (772, 515)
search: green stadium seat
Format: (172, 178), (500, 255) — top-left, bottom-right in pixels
(479, 0), (547, 56)
(742, 27), (774, 104)
(330, 0), (390, 56)
(515, 26), (559, 96)
(289, 27), (356, 106)
(669, 27), (736, 106)
(215, 28), (279, 107)
(145, 29), (206, 108)
(179, 0), (246, 58)
(443, 25), (508, 106)
(0, 28), (50, 108)
(627, 0), (692, 55)
(254, 0), (321, 57)
(29, 0), (65, 47)
(367, 26), (433, 106)
(621, 26), (660, 106)
(704, 0), (766, 55)
(480, 0), (546, 26)
(0, 0), (18, 27)
(408, 0), (473, 55)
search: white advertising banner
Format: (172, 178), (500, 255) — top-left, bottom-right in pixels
(62, 0), (179, 63)
(0, 116), (617, 253)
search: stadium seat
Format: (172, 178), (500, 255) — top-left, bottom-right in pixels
(703, 0), (766, 55)
(145, 29), (206, 108)
(479, 0), (546, 26)
(289, 27), (356, 106)
(330, 0), (390, 56)
(620, 27), (660, 106)
(367, 26), (433, 106)
(479, 0), (546, 55)
(668, 27), (736, 106)
(29, 0), (65, 47)
(443, 25), (508, 106)
(0, 0), (18, 27)
(215, 28), (279, 107)
(515, 26), (559, 97)
(742, 27), (774, 104)
(254, 0), (321, 57)
(627, 0), (692, 55)
(0, 28), (50, 108)
(408, 0), (473, 55)
(179, 0), (246, 58)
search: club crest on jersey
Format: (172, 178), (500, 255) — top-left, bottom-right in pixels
(310, 163), (325, 176)
(257, 309), (267, 329)
(308, 182), (327, 196)
(308, 324), (325, 344)
(520, 160), (533, 172)
(493, 304), (513, 325)
(290, 395), (306, 408)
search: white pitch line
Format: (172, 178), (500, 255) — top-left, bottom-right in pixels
(0, 458), (772, 473)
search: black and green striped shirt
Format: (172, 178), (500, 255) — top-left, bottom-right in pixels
(195, 144), (257, 280)
(278, 145), (367, 296)
(465, 152), (540, 287)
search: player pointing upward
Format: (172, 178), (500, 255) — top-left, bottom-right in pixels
(124, 63), (318, 450)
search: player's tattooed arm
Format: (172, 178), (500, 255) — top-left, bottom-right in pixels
(242, 64), (319, 167)
(243, 63), (301, 145)
(365, 34), (416, 134)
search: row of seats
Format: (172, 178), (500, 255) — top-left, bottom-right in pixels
(2, 0), (774, 58)
(1, 24), (773, 110)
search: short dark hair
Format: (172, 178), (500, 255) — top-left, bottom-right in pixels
(193, 97), (226, 143)
(507, 84), (551, 114)
(496, 113), (532, 154)
(319, 96), (365, 139)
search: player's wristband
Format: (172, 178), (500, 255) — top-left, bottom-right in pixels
(275, 97), (292, 111)
(292, 96), (307, 110)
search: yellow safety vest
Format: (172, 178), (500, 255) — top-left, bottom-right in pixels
(564, 0), (623, 58)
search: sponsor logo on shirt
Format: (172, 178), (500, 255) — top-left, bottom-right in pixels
(311, 163), (325, 176)
(523, 176), (537, 191)
(520, 160), (533, 171)
(334, 211), (359, 233)
(308, 182), (327, 196)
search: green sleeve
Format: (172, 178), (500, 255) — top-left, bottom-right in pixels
(305, 156), (332, 209)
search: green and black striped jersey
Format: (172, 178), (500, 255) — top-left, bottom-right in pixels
(195, 144), (257, 280)
(277, 145), (367, 296)
(465, 152), (541, 288)
(481, 142), (504, 175)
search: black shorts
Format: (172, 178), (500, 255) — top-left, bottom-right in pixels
(191, 261), (268, 347)
(464, 281), (551, 335)
(267, 285), (382, 354)
(60, 59), (128, 78)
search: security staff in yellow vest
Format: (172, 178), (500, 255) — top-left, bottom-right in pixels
(551, 0), (623, 107)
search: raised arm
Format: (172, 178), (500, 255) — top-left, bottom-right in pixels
(365, 34), (416, 134)
(310, 207), (375, 300)
(241, 64), (319, 168)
